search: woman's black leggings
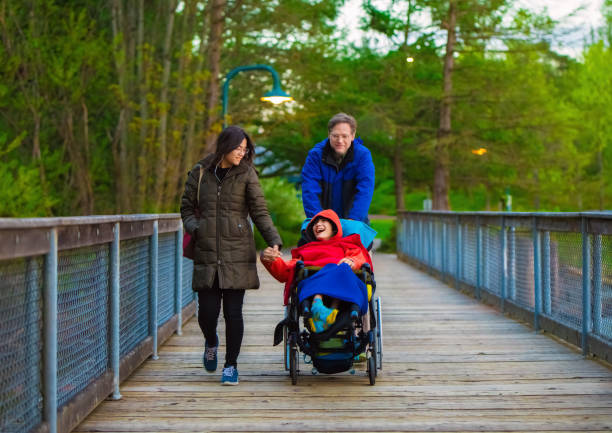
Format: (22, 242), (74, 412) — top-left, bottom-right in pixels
(196, 279), (245, 368)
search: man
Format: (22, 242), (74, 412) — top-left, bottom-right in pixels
(301, 113), (375, 223)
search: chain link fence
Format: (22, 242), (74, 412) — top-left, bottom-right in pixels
(0, 215), (196, 433)
(398, 211), (612, 361)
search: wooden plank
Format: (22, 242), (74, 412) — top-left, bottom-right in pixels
(75, 253), (612, 433)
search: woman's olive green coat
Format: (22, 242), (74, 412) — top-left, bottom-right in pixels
(181, 154), (281, 291)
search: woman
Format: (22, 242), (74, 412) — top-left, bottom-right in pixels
(181, 126), (281, 385)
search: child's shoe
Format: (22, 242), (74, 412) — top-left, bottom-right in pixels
(221, 365), (239, 385)
(311, 298), (338, 326)
(308, 317), (326, 333)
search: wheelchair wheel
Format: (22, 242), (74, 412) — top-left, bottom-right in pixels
(289, 346), (298, 385)
(283, 308), (289, 371)
(376, 296), (383, 370)
(369, 329), (378, 377)
(367, 355), (376, 385)
(284, 326), (290, 371)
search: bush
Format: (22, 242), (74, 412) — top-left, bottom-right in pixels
(254, 177), (305, 249)
(370, 219), (396, 253)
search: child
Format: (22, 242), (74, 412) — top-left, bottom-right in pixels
(261, 209), (372, 332)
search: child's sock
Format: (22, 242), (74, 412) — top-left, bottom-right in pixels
(312, 298), (339, 326)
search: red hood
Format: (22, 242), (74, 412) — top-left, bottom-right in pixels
(306, 209), (342, 241)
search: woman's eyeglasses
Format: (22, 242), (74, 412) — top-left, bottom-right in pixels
(234, 147), (250, 155)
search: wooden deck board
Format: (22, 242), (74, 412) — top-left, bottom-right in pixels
(75, 253), (612, 433)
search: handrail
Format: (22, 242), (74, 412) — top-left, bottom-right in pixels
(397, 211), (612, 363)
(0, 214), (195, 433)
(0, 213), (181, 229)
(398, 210), (612, 218)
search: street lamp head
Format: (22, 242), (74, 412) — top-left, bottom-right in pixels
(260, 85), (293, 105)
(222, 64), (293, 128)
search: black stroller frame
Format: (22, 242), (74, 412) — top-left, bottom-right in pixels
(278, 260), (383, 385)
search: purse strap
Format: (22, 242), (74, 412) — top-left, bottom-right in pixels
(196, 165), (203, 206)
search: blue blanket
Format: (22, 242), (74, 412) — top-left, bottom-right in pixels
(297, 263), (368, 315)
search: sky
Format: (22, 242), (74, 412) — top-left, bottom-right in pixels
(336, 0), (605, 57)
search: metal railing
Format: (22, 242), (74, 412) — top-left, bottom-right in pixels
(0, 214), (196, 433)
(397, 211), (612, 361)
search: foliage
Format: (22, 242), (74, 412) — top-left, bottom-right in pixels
(253, 177), (305, 249)
(0, 0), (610, 220)
(369, 219), (396, 253)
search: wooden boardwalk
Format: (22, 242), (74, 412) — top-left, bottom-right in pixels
(76, 253), (612, 432)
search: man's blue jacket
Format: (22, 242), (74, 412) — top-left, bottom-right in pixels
(301, 137), (375, 223)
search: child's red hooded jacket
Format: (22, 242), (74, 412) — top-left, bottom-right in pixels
(261, 209), (372, 305)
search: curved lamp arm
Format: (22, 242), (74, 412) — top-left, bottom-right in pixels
(222, 64), (292, 128)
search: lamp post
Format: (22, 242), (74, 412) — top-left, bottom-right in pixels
(221, 64), (292, 128)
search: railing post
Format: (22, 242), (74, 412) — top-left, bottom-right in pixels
(150, 220), (159, 360)
(407, 218), (411, 257)
(442, 221), (447, 275)
(581, 217), (591, 356)
(500, 216), (506, 312)
(463, 224), (469, 281)
(110, 223), (122, 399)
(43, 228), (58, 433)
(415, 218), (419, 259)
(410, 217), (415, 258)
(592, 234), (602, 336)
(533, 216), (541, 331)
(419, 218), (424, 262)
(428, 218), (433, 269)
(175, 224), (183, 336)
(483, 225), (488, 290)
(476, 217), (482, 300)
(542, 231), (551, 315)
(455, 217), (461, 289)
(406, 217), (410, 256)
(401, 216), (406, 254)
(508, 225), (516, 301)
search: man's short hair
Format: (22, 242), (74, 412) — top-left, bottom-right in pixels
(328, 113), (357, 134)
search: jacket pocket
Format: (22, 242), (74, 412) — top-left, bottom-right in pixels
(223, 217), (247, 238)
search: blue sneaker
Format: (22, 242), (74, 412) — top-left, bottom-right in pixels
(221, 366), (239, 385)
(203, 336), (218, 372)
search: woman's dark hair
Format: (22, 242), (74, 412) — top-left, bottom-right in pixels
(212, 125), (255, 167)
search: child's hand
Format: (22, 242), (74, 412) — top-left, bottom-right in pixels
(261, 245), (281, 263)
(338, 257), (357, 270)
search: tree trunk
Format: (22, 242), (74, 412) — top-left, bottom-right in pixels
(203, 0), (226, 154)
(136, 0), (148, 191)
(61, 108), (94, 215)
(393, 145), (405, 210)
(164, 0), (199, 210)
(180, 5), (209, 199)
(153, 0), (177, 210)
(433, 0), (456, 211)
(110, 0), (131, 212)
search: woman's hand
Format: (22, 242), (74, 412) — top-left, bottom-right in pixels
(338, 257), (357, 270)
(260, 245), (281, 263)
